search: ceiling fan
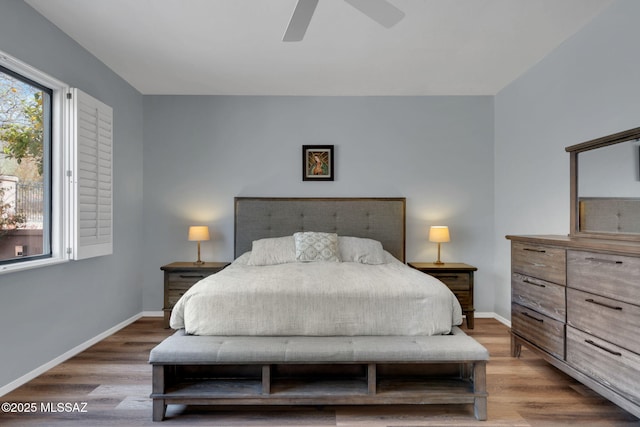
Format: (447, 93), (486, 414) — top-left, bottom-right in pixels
(283, 0), (405, 42)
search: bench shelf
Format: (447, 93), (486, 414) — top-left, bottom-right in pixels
(151, 361), (486, 421)
(149, 328), (489, 422)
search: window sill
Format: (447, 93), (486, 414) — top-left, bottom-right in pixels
(0, 257), (69, 275)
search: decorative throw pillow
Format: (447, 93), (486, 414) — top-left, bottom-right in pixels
(338, 236), (386, 264)
(294, 232), (340, 262)
(247, 236), (296, 266)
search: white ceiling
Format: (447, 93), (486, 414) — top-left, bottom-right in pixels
(24, 0), (613, 96)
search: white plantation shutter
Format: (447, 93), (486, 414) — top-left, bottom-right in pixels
(69, 88), (113, 260)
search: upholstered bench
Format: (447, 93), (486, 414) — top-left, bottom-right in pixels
(149, 327), (489, 421)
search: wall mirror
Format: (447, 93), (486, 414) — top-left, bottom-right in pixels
(566, 127), (640, 241)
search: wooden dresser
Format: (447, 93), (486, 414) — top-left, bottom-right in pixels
(507, 235), (640, 418)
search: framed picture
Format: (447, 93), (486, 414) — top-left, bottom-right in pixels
(303, 145), (334, 181)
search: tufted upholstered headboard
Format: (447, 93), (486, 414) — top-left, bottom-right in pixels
(234, 197), (406, 262)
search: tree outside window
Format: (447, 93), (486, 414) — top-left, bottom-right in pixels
(0, 67), (48, 262)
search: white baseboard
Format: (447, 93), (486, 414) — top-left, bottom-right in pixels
(476, 311), (511, 327)
(141, 310), (164, 317)
(0, 310), (511, 397)
(493, 313), (511, 327)
(474, 312), (494, 318)
(0, 312), (143, 397)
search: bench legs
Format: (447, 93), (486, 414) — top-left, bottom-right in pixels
(152, 365), (167, 421)
(152, 399), (166, 422)
(473, 361), (488, 421)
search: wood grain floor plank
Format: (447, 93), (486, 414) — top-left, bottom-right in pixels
(0, 318), (638, 426)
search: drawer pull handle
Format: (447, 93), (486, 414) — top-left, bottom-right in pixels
(523, 248), (546, 253)
(585, 257), (623, 265)
(437, 275), (459, 280)
(179, 274), (205, 279)
(523, 278), (546, 288)
(585, 298), (622, 311)
(585, 339), (622, 357)
(522, 312), (544, 323)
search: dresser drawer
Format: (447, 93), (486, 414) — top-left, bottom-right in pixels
(567, 326), (640, 406)
(512, 242), (566, 285)
(428, 272), (470, 291)
(567, 288), (640, 355)
(166, 272), (214, 308)
(511, 303), (565, 359)
(161, 262), (229, 328)
(167, 271), (209, 287)
(167, 288), (189, 308)
(567, 250), (640, 305)
(512, 273), (566, 322)
(451, 291), (470, 307)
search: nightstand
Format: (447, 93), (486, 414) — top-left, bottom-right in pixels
(160, 262), (229, 328)
(408, 262), (477, 329)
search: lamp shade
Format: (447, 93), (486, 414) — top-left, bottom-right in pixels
(429, 226), (450, 243)
(188, 226), (210, 241)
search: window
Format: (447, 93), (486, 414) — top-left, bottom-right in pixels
(0, 51), (112, 274)
(0, 64), (52, 265)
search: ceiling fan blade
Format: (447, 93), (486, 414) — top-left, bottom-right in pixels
(343, 0), (405, 28)
(283, 0), (319, 42)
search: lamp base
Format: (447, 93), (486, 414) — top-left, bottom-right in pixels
(433, 242), (445, 265)
(193, 241), (204, 265)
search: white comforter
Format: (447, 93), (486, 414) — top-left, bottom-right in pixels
(170, 252), (463, 336)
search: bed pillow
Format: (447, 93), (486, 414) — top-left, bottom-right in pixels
(247, 236), (296, 266)
(294, 232), (340, 262)
(338, 236), (386, 264)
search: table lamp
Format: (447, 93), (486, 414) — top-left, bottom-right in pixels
(188, 226), (210, 265)
(429, 225), (450, 265)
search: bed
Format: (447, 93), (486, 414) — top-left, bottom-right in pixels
(149, 197), (489, 421)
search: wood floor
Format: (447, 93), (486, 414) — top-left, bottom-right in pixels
(1, 318), (638, 426)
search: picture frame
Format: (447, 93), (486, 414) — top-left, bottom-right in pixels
(302, 145), (334, 181)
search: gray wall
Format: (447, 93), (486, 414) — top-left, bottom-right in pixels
(494, 0), (639, 319)
(0, 0), (144, 388)
(142, 96), (496, 313)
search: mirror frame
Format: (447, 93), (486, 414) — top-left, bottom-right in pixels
(566, 126), (640, 241)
